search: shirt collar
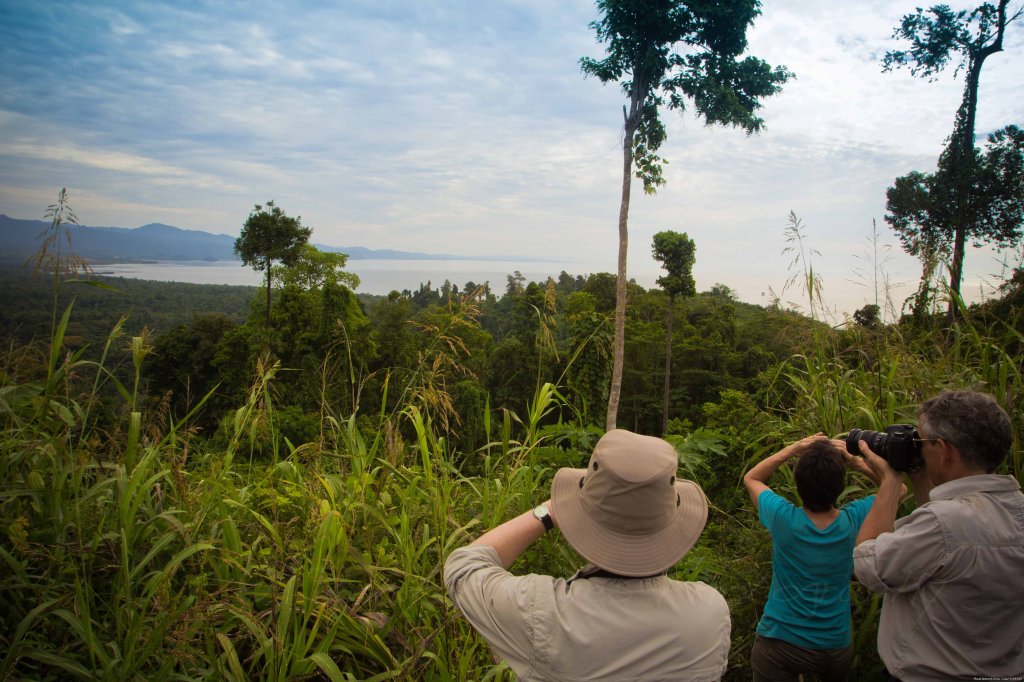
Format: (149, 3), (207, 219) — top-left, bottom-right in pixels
(567, 563), (667, 586)
(929, 473), (1021, 501)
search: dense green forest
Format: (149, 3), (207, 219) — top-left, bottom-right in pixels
(0, 261), (811, 441)
(2, 237), (1022, 679)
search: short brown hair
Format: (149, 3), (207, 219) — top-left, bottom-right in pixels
(794, 439), (846, 512)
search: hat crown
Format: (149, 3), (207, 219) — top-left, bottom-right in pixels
(550, 429), (708, 577)
(580, 430), (679, 535)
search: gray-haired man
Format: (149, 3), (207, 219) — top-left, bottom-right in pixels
(854, 390), (1024, 681)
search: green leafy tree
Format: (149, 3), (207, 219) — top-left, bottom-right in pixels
(621, 311), (664, 433)
(708, 283), (737, 301)
(580, 0), (791, 430)
(853, 303), (882, 329)
(582, 272), (619, 314)
(505, 271), (527, 297)
(274, 244), (359, 291)
(487, 336), (535, 415)
(671, 294), (741, 425)
(562, 291), (613, 425)
(652, 230), (696, 435)
(213, 323), (263, 401)
(370, 291), (418, 373)
(407, 282), (441, 310)
(609, 281), (675, 434)
(883, 0), (1022, 318)
(268, 250), (375, 413)
(886, 125), (1024, 318)
(234, 200), (312, 328)
(148, 314), (237, 430)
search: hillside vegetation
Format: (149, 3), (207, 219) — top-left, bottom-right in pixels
(1, 252), (1021, 680)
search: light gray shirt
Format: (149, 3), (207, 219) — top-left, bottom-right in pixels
(444, 545), (730, 681)
(853, 474), (1024, 681)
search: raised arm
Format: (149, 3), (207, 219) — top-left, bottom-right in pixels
(855, 442), (905, 544)
(469, 499), (553, 569)
(743, 434), (825, 511)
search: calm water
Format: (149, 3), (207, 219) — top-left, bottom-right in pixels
(93, 259), (660, 295)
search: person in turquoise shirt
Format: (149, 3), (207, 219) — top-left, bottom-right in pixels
(743, 434), (893, 681)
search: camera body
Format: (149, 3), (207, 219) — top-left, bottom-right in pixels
(845, 423), (923, 472)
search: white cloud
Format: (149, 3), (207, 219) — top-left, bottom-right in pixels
(0, 136), (240, 191)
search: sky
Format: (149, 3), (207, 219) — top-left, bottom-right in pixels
(1, 0), (1022, 320)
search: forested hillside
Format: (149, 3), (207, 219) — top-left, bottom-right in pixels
(0, 262), (816, 439)
(0, 266), (258, 345)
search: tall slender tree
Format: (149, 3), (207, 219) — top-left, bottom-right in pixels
(234, 200), (312, 328)
(652, 230), (696, 436)
(883, 0), (1022, 319)
(581, 0), (791, 430)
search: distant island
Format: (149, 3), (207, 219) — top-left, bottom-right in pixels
(0, 214), (542, 264)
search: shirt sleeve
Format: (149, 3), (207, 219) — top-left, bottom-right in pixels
(844, 495), (875, 528)
(758, 489), (790, 532)
(853, 506), (947, 593)
(443, 545), (541, 674)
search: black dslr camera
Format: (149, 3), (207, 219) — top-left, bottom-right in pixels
(844, 424), (924, 472)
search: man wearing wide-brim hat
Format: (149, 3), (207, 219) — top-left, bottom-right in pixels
(444, 429), (731, 681)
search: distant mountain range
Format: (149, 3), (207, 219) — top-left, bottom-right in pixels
(0, 214), (494, 263)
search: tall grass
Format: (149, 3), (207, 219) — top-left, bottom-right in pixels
(0, 296), (581, 679)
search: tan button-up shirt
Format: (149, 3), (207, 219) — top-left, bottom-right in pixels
(853, 474), (1024, 681)
(444, 545), (730, 681)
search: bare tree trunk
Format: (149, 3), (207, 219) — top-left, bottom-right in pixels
(606, 120), (635, 433)
(661, 294), (674, 436)
(265, 264), (273, 328)
(605, 69), (650, 433)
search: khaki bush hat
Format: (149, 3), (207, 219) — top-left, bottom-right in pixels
(550, 429), (708, 577)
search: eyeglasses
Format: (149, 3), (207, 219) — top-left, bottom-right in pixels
(913, 437), (939, 446)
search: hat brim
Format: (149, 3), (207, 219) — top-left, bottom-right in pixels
(550, 467), (708, 577)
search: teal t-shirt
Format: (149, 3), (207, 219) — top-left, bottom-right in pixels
(756, 489), (875, 649)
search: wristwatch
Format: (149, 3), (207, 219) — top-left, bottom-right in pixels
(533, 504), (553, 532)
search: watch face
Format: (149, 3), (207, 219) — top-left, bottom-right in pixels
(533, 505), (552, 530)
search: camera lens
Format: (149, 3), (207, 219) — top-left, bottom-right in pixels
(845, 428), (891, 457)
(844, 424), (923, 472)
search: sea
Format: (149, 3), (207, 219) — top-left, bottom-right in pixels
(91, 259), (661, 295)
